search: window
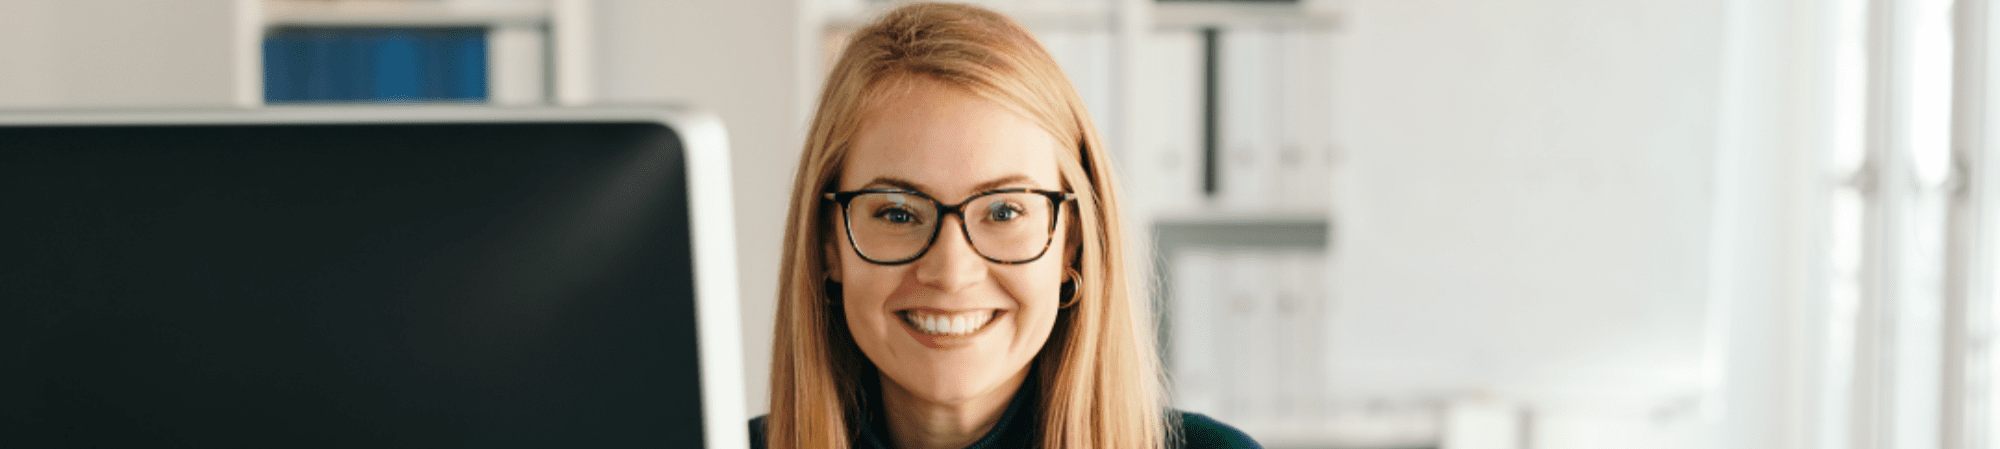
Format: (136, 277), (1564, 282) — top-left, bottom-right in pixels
(1824, 0), (1994, 448)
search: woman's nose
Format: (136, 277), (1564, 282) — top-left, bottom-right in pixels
(914, 215), (987, 292)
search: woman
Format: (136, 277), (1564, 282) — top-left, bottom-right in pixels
(752, 3), (1259, 448)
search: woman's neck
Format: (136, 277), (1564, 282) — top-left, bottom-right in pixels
(877, 368), (1030, 449)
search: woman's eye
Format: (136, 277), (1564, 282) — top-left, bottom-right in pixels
(874, 207), (921, 224)
(985, 203), (1025, 222)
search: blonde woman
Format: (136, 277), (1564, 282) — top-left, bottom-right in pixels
(752, 3), (1259, 448)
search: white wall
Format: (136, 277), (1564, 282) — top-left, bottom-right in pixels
(589, 0), (807, 417)
(0, 0), (254, 109)
(1331, 1), (1830, 448)
(1331, 0), (1723, 405)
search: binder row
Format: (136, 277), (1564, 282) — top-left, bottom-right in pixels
(1132, 27), (1337, 212)
(1169, 249), (1331, 430)
(264, 27), (489, 103)
(1036, 28), (1119, 149)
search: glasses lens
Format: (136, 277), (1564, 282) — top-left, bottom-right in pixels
(963, 192), (1057, 262)
(846, 192), (939, 261)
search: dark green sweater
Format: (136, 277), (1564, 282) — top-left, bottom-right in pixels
(748, 375), (1260, 449)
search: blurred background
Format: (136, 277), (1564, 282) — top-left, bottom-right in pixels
(2, 0), (1996, 448)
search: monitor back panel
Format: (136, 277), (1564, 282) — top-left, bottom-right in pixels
(1, 122), (705, 447)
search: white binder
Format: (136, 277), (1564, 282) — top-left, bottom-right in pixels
(1133, 30), (1206, 209)
(1219, 27), (1279, 210)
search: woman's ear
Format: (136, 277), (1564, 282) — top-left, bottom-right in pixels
(1063, 207), (1082, 276)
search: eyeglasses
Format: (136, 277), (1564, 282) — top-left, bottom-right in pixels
(824, 188), (1075, 265)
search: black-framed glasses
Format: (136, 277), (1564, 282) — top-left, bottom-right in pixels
(824, 188), (1075, 265)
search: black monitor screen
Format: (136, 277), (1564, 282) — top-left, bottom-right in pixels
(0, 122), (704, 447)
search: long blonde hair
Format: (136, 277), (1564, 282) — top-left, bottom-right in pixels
(764, 2), (1167, 448)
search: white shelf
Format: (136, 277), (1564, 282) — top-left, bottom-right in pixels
(1149, 207), (1331, 226)
(820, 1), (1342, 32)
(1153, 2), (1340, 31)
(264, 0), (549, 27)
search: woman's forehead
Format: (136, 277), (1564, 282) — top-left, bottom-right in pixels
(841, 80), (1064, 197)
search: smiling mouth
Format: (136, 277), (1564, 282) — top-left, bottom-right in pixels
(897, 309), (1001, 336)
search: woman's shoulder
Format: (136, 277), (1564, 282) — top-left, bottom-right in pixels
(1173, 410), (1262, 449)
(747, 415), (768, 449)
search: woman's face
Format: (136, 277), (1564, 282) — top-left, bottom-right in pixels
(833, 78), (1067, 407)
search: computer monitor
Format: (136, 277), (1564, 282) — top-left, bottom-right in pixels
(0, 107), (747, 448)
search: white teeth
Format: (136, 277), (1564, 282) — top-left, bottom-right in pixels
(902, 310), (995, 336)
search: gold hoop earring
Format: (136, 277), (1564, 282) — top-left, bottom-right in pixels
(1059, 267), (1081, 309)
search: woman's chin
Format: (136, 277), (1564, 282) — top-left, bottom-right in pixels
(883, 363), (1028, 409)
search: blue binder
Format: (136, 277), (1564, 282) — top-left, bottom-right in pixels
(263, 27), (489, 103)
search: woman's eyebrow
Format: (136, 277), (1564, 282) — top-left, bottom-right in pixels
(970, 174), (1037, 192)
(860, 174), (1040, 193)
(861, 177), (925, 191)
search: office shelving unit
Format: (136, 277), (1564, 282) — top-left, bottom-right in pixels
(251, 0), (591, 106)
(1134, 11), (1364, 447)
